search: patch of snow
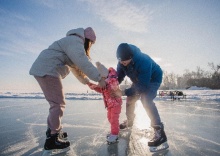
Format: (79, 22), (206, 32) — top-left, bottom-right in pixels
(187, 86), (211, 90)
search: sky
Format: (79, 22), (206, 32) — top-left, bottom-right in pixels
(0, 0), (220, 93)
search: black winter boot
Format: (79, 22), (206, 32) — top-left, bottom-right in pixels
(46, 128), (68, 140)
(119, 120), (133, 130)
(44, 133), (70, 150)
(148, 124), (167, 147)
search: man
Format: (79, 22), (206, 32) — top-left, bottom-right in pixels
(111, 43), (168, 151)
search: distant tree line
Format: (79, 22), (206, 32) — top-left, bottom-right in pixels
(160, 62), (220, 90)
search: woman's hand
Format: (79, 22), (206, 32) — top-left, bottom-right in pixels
(110, 88), (124, 98)
(98, 77), (106, 89)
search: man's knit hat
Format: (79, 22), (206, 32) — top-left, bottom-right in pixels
(96, 62), (109, 78)
(116, 43), (133, 61)
(84, 27), (96, 43)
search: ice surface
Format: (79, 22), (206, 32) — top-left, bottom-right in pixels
(128, 94), (220, 156)
(0, 90), (220, 155)
(0, 99), (128, 156)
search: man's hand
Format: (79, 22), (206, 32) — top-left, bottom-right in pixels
(110, 88), (124, 98)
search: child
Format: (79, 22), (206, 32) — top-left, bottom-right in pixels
(87, 62), (122, 144)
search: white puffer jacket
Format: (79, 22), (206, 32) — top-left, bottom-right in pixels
(29, 28), (101, 84)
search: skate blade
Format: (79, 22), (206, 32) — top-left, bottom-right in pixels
(149, 142), (169, 153)
(42, 147), (70, 156)
(107, 139), (119, 145)
(106, 134), (110, 139)
(60, 138), (68, 141)
(151, 149), (169, 156)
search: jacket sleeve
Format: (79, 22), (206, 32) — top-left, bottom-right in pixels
(117, 63), (126, 84)
(87, 82), (102, 93)
(70, 67), (89, 84)
(125, 60), (151, 96)
(108, 78), (120, 91)
(58, 36), (101, 82)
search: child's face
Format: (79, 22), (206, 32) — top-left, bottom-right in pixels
(119, 59), (132, 66)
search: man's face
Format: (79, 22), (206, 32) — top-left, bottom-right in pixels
(119, 59), (132, 66)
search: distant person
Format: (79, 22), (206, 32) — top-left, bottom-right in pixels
(29, 27), (106, 152)
(170, 91), (175, 100)
(159, 91), (165, 97)
(111, 43), (169, 152)
(87, 62), (122, 144)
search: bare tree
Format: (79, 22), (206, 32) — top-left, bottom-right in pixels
(160, 62), (220, 90)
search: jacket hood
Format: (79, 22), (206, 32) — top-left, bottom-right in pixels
(128, 44), (142, 60)
(108, 67), (118, 78)
(66, 28), (85, 40)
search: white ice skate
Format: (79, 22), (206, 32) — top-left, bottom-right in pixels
(149, 142), (169, 152)
(106, 133), (111, 139)
(107, 134), (119, 145)
(42, 147), (70, 156)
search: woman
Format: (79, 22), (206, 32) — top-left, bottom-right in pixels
(29, 27), (106, 151)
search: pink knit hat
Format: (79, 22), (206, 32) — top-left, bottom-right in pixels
(84, 27), (96, 43)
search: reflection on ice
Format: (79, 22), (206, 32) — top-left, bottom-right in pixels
(41, 147), (71, 156)
(149, 142), (169, 153)
(139, 136), (149, 145)
(151, 149), (169, 156)
(107, 143), (119, 156)
(134, 100), (151, 130)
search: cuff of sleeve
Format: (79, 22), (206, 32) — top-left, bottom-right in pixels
(124, 88), (135, 96)
(84, 78), (90, 84)
(97, 75), (102, 82)
(122, 89), (126, 96)
(98, 76), (106, 82)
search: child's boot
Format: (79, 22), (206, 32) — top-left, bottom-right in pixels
(107, 134), (119, 144)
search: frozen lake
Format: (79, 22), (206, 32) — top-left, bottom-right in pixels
(0, 98), (128, 156)
(129, 99), (220, 156)
(0, 90), (220, 156)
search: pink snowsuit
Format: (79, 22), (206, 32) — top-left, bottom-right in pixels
(88, 67), (122, 135)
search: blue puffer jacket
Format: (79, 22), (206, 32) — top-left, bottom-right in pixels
(117, 44), (163, 96)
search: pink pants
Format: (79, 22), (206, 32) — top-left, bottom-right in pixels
(107, 105), (121, 135)
(35, 76), (65, 134)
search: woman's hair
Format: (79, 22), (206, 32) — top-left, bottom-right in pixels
(84, 38), (91, 59)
